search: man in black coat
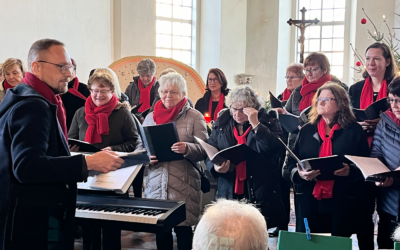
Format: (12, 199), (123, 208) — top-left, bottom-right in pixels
(0, 38), (124, 250)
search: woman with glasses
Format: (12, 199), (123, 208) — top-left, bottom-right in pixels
(195, 68), (229, 122)
(349, 42), (397, 144)
(0, 58), (26, 103)
(205, 85), (286, 232)
(370, 77), (400, 249)
(143, 72), (208, 250)
(278, 63), (305, 105)
(284, 83), (373, 249)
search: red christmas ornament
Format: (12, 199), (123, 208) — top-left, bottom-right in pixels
(361, 18), (367, 24)
(356, 61), (362, 66)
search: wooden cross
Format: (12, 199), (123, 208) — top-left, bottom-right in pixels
(287, 7), (320, 63)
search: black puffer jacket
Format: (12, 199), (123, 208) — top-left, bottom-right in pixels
(371, 112), (400, 217)
(205, 108), (286, 228)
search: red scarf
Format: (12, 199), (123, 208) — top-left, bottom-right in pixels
(138, 77), (156, 112)
(386, 109), (400, 127)
(299, 74), (332, 112)
(233, 125), (252, 195)
(360, 77), (387, 109)
(281, 88), (292, 102)
(67, 77), (87, 100)
(22, 72), (68, 140)
(84, 95), (118, 144)
(3, 80), (14, 92)
(153, 98), (188, 125)
(312, 118), (341, 201)
(209, 92), (225, 121)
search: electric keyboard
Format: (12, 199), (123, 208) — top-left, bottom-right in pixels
(75, 194), (186, 234)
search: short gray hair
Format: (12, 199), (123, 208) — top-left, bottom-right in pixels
(225, 85), (264, 110)
(137, 58), (156, 76)
(193, 199), (268, 250)
(27, 39), (65, 71)
(158, 72), (187, 97)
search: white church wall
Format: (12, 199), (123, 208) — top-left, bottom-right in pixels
(0, 0), (113, 84)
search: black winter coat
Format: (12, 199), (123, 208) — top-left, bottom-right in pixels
(349, 80), (366, 109)
(284, 121), (373, 236)
(61, 78), (91, 130)
(194, 89), (229, 119)
(124, 76), (160, 109)
(0, 84), (87, 249)
(371, 112), (400, 217)
(205, 108), (286, 228)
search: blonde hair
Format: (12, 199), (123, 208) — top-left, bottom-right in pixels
(2, 58), (26, 77)
(89, 68), (122, 99)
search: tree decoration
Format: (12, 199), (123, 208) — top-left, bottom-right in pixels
(361, 18), (367, 24)
(356, 61), (362, 67)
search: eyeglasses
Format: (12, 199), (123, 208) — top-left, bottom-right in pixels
(284, 76), (300, 80)
(160, 90), (180, 96)
(231, 107), (244, 113)
(316, 97), (336, 103)
(208, 78), (219, 83)
(90, 89), (112, 95)
(304, 67), (320, 74)
(387, 97), (400, 105)
(37, 60), (75, 74)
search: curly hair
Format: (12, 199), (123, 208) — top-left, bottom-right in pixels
(308, 82), (355, 128)
(225, 85), (264, 111)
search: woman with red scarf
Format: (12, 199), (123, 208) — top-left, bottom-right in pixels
(0, 58), (26, 103)
(205, 85), (286, 233)
(370, 78), (400, 249)
(349, 42), (397, 143)
(68, 69), (142, 250)
(277, 63), (305, 105)
(195, 68), (229, 122)
(285, 83), (373, 250)
(143, 72), (208, 250)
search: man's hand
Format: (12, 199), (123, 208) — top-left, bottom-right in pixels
(297, 164), (320, 181)
(86, 151), (124, 173)
(214, 160), (231, 174)
(171, 142), (187, 154)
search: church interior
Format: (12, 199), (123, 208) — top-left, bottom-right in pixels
(2, 0), (400, 249)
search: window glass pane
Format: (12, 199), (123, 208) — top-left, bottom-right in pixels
(309, 0), (321, 9)
(332, 38), (344, 51)
(173, 22), (182, 36)
(172, 50), (182, 62)
(309, 39), (320, 51)
(324, 53), (332, 65)
(156, 34), (172, 48)
(304, 39), (309, 52)
(173, 5), (182, 19)
(333, 9), (345, 22)
(156, 49), (172, 58)
(321, 26), (333, 38)
(334, 0), (346, 8)
(181, 23), (191, 36)
(333, 25), (344, 38)
(298, 0), (310, 11)
(181, 51), (191, 65)
(173, 36), (191, 50)
(157, 20), (172, 34)
(181, 7), (192, 20)
(332, 53), (344, 65)
(331, 66), (343, 78)
(322, 0), (334, 9)
(309, 10), (321, 20)
(304, 52), (309, 59)
(309, 26), (320, 38)
(157, 0), (172, 3)
(304, 27), (310, 39)
(156, 3), (172, 18)
(321, 38), (332, 51)
(182, 0), (192, 7)
(173, 0), (182, 5)
(322, 9), (333, 22)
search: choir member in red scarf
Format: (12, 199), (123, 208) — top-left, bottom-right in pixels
(0, 58), (26, 103)
(205, 85), (286, 234)
(125, 58), (159, 116)
(61, 58), (90, 130)
(285, 83), (374, 250)
(142, 72), (207, 250)
(349, 42), (397, 145)
(370, 77), (400, 249)
(277, 63), (305, 104)
(195, 68), (229, 122)
(68, 69), (142, 250)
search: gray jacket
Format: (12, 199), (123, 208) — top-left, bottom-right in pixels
(125, 76), (160, 109)
(143, 102), (208, 226)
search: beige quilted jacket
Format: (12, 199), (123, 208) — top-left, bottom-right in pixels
(143, 102), (208, 226)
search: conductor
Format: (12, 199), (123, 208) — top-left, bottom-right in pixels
(0, 39), (124, 249)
